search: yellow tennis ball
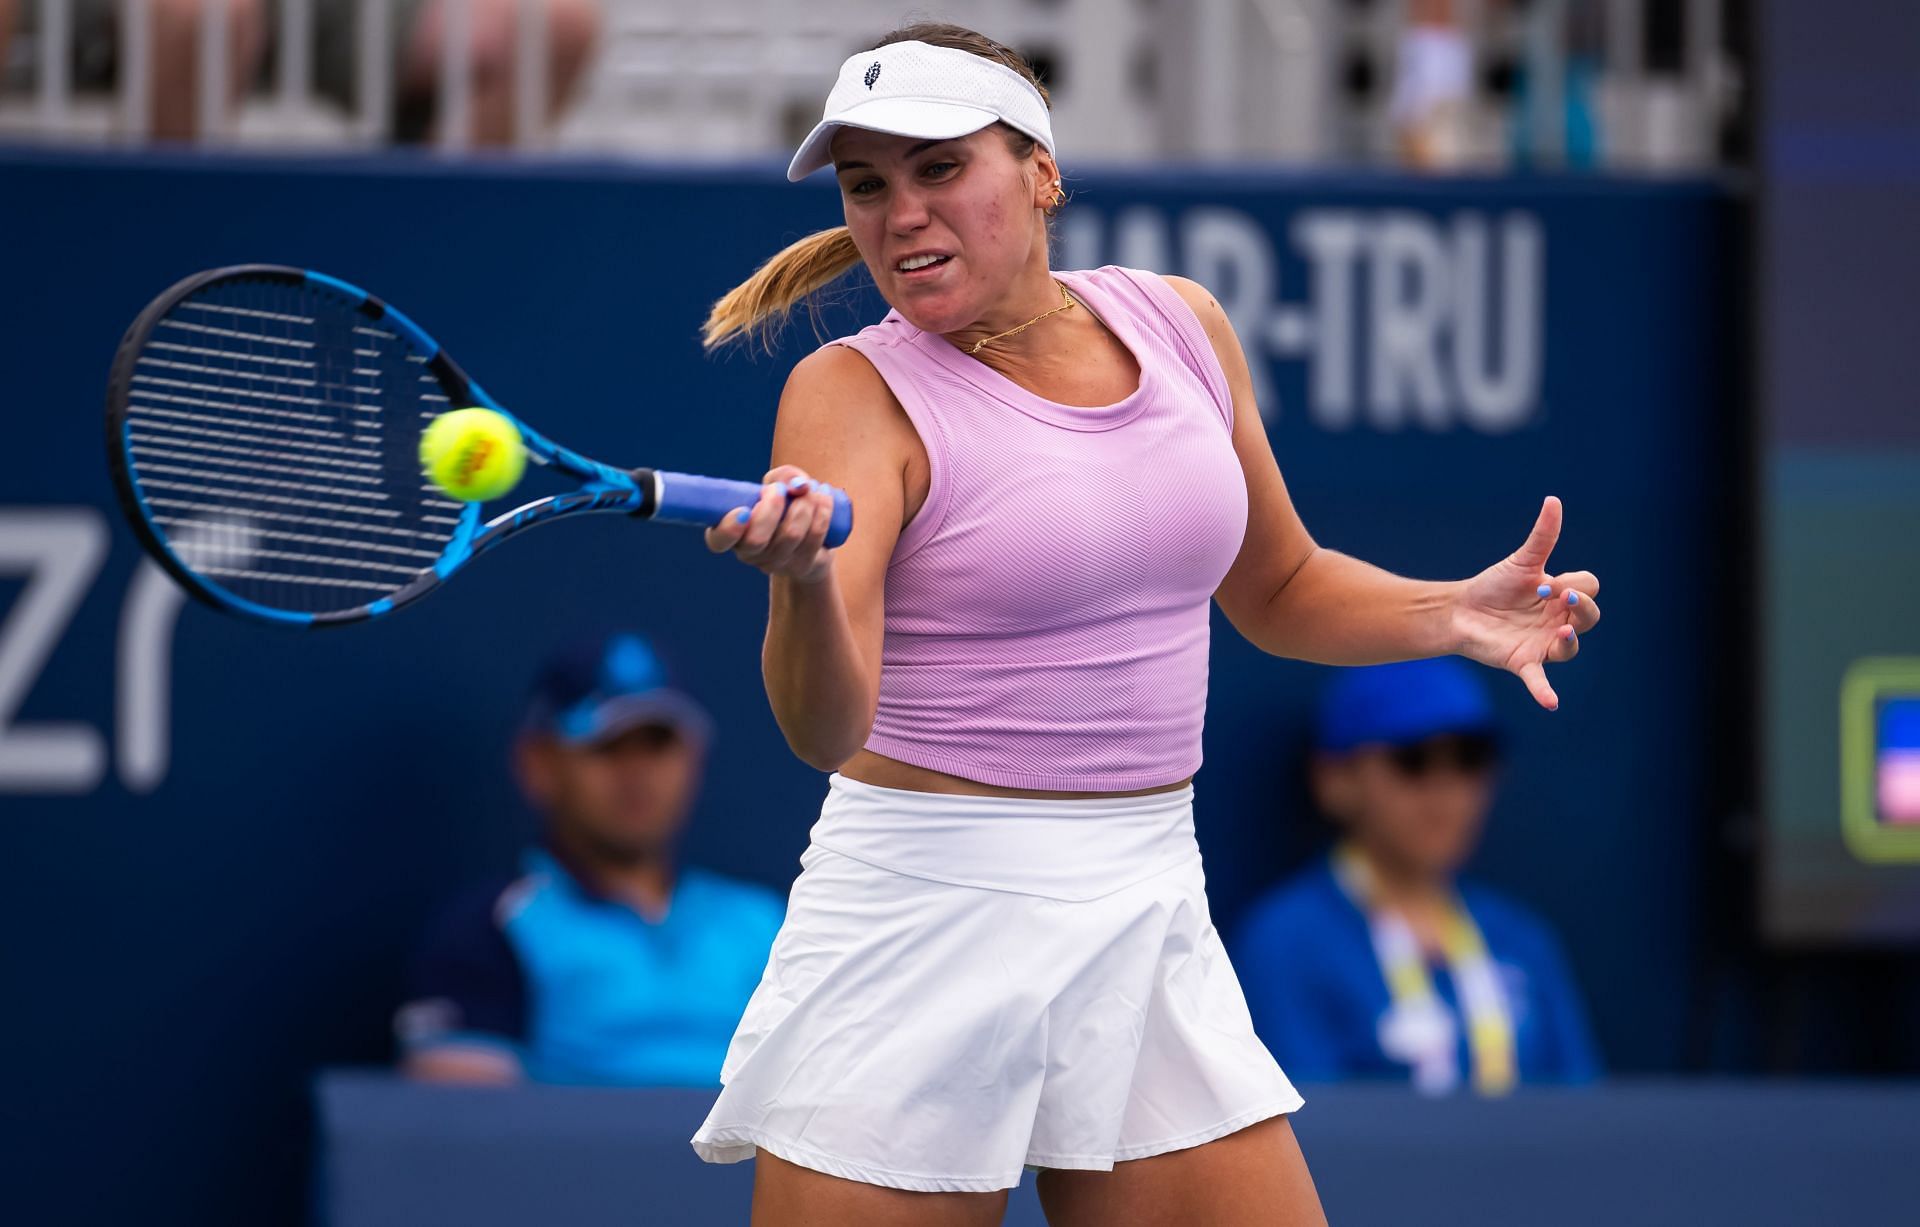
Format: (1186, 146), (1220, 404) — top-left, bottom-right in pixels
(419, 407), (526, 502)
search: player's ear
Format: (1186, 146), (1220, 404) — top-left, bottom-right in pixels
(1309, 752), (1358, 824)
(1032, 148), (1061, 209)
(512, 733), (557, 807)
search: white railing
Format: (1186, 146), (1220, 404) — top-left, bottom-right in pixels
(0, 0), (1741, 167)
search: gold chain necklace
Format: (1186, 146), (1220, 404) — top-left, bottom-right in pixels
(966, 280), (1078, 355)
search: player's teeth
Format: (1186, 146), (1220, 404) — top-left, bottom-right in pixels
(899, 254), (944, 271)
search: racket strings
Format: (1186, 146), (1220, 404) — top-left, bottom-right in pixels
(123, 278), (465, 615)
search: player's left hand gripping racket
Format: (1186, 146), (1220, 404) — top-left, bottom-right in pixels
(105, 265), (851, 627)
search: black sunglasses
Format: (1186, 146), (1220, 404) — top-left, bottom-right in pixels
(1384, 734), (1499, 777)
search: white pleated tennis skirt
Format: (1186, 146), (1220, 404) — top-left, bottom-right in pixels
(690, 773), (1303, 1193)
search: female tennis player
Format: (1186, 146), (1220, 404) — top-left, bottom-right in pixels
(690, 23), (1601, 1227)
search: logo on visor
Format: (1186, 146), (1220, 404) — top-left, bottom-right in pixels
(864, 62), (882, 89)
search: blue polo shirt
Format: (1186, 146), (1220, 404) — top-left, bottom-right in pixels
(1230, 855), (1601, 1087)
(396, 849), (785, 1087)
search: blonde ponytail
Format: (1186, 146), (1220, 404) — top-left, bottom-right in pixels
(702, 226), (866, 352)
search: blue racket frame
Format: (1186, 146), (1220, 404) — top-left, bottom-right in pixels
(106, 265), (852, 628)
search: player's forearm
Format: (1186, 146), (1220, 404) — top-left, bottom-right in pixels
(1243, 547), (1463, 664)
(764, 569), (878, 770)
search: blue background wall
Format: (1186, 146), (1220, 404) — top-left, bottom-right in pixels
(0, 151), (1734, 1225)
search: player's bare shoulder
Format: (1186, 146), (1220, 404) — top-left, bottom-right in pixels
(784, 341), (891, 402)
(771, 341), (925, 541)
(1157, 275), (1231, 341)
(1157, 274), (1253, 386)
(774, 341), (920, 463)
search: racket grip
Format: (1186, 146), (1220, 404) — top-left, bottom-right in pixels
(651, 471), (853, 549)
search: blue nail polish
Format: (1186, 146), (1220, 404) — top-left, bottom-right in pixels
(1566, 591), (1580, 605)
(1537, 584), (1552, 599)
(733, 508), (750, 524)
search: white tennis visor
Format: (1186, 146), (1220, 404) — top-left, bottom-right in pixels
(786, 40), (1056, 182)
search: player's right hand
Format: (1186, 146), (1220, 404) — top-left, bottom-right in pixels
(705, 464), (838, 584)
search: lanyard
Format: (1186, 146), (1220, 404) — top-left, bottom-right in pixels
(1332, 844), (1516, 1096)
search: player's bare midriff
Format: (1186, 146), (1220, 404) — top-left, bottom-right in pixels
(839, 748), (1193, 799)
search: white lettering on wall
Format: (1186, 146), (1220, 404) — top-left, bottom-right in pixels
(1058, 206), (1546, 432)
(0, 509), (109, 792)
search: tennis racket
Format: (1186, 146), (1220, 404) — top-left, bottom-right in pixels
(105, 265), (851, 627)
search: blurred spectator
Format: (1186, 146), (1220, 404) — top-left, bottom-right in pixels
(347, 0), (602, 145)
(0, 0), (266, 140)
(0, 0), (600, 144)
(395, 631), (784, 1087)
(1390, 0), (1604, 170)
(1509, 0), (1605, 168)
(1232, 659), (1600, 1094)
(1390, 0), (1474, 169)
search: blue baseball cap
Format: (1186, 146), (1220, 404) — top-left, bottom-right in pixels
(523, 632), (713, 746)
(1314, 659), (1500, 754)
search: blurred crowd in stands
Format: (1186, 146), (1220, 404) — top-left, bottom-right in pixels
(0, 0), (1736, 169)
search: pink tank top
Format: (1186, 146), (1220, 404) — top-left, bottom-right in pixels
(829, 265), (1248, 791)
